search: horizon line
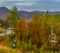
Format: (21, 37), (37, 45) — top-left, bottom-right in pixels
(0, 7), (60, 12)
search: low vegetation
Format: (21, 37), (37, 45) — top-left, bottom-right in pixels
(0, 27), (4, 33)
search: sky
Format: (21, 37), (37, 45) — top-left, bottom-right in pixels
(0, 0), (60, 11)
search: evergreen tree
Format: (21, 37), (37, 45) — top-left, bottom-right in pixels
(7, 6), (19, 28)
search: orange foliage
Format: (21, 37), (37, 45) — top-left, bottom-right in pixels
(15, 18), (27, 40)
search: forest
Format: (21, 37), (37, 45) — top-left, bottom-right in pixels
(0, 7), (60, 53)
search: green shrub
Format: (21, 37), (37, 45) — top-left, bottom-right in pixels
(0, 49), (6, 53)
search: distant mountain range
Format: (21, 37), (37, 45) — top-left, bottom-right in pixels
(0, 7), (60, 20)
(0, 7), (8, 19)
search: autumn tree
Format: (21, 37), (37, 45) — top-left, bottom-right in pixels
(15, 18), (27, 40)
(0, 19), (8, 28)
(27, 13), (49, 48)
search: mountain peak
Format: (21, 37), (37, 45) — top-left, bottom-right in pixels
(0, 7), (8, 10)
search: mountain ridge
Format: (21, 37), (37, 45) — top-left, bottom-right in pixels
(0, 7), (60, 19)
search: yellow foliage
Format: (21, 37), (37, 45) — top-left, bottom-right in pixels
(0, 27), (4, 33)
(0, 45), (22, 53)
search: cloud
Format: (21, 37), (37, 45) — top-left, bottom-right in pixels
(15, 2), (34, 6)
(5, 1), (35, 6)
(0, 0), (60, 11)
(0, 0), (35, 9)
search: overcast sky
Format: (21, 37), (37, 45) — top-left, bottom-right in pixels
(0, 0), (60, 11)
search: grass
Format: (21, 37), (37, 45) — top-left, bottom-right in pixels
(0, 45), (22, 53)
(0, 43), (60, 53)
